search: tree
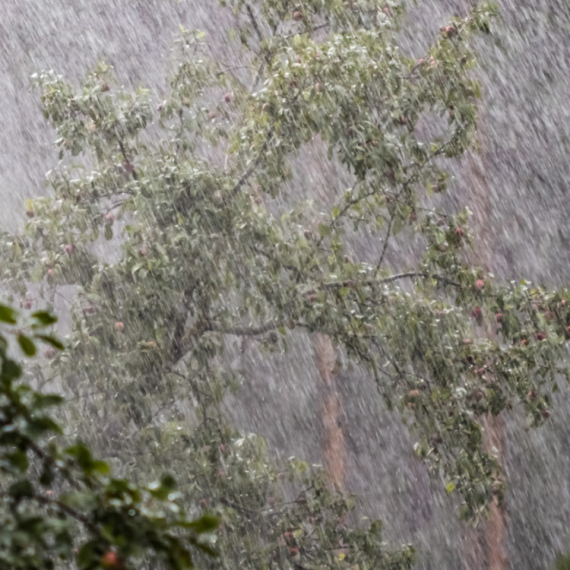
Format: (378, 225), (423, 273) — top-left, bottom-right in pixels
(1, 0), (566, 566)
(0, 304), (219, 569)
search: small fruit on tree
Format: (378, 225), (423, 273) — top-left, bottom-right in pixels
(101, 550), (125, 570)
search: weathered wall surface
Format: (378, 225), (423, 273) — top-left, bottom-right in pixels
(2, 1), (570, 568)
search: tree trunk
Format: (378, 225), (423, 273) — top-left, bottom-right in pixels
(313, 334), (346, 491)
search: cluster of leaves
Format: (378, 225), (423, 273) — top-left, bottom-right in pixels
(2, 0), (569, 566)
(0, 305), (219, 569)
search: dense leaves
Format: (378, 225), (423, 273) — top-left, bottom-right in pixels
(0, 308), (219, 569)
(2, 0), (568, 567)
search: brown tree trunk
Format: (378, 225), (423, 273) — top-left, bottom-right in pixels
(485, 414), (507, 570)
(465, 143), (508, 570)
(313, 334), (346, 491)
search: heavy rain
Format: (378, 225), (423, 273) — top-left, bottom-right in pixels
(0, 2), (569, 569)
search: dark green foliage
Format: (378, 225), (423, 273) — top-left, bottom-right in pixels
(0, 308), (219, 569)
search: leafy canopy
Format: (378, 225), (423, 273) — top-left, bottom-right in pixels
(2, 0), (568, 567)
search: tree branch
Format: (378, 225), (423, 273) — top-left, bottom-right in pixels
(231, 129), (273, 196)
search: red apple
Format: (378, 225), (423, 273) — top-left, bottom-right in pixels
(101, 551), (124, 569)
(105, 213), (115, 226)
(224, 92), (232, 103)
(114, 321), (125, 333)
(455, 227), (464, 238)
(25, 209), (35, 218)
(495, 313), (503, 323)
(536, 332), (547, 341)
(471, 306), (482, 320)
(293, 10), (303, 21)
(64, 244), (76, 255)
(475, 279), (485, 290)
(123, 162), (134, 173)
(521, 339), (529, 346)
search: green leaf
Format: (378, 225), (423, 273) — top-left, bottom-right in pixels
(76, 540), (100, 569)
(90, 460), (111, 475)
(17, 334), (37, 356)
(31, 311), (58, 327)
(29, 416), (63, 435)
(9, 478), (35, 500)
(178, 514), (220, 533)
(6, 450), (29, 473)
(35, 334), (64, 350)
(0, 304), (18, 324)
(2, 358), (22, 380)
(318, 223), (331, 237)
(33, 393), (65, 409)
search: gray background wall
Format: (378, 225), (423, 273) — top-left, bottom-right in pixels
(2, 1), (570, 568)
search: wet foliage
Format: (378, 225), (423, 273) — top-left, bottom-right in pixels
(1, 0), (570, 567)
(0, 306), (219, 569)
